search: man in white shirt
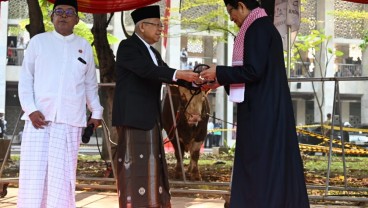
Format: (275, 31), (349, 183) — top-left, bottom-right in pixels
(17, 0), (103, 207)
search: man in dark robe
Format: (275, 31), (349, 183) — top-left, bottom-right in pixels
(200, 0), (310, 207)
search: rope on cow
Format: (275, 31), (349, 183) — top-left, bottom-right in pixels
(207, 113), (237, 126)
(192, 64), (216, 94)
(163, 85), (206, 145)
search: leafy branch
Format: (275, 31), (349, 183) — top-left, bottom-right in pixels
(294, 30), (344, 126)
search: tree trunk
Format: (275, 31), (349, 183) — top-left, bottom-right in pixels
(26, 0), (45, 38)
(91, 14), (117, 165)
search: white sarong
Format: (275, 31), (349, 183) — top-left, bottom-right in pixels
(17, 121), (81, 208)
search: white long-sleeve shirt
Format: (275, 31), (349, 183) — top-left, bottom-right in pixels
(18, 31), (103, 127)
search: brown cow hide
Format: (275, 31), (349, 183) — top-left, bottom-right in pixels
(162, 85), (210, 180)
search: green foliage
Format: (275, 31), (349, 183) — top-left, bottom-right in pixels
(293, 30), (344, 124)
(7, 26), (23, 36)
(300, 0), (312, 26)
(177, 0), (237, 38)
(78, 154), (104, 161)
(329, 10), (368, 20)
(294, 30), (344, 74)
(10, 155), (20, 161)
(222, 138), (235, 157)
(304, 155), (368, 177)
(360, 30), (368, 50)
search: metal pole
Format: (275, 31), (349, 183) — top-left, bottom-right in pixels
(166, 85), (187, 182)
(287, 25), (292, 79)
(325, 81), (338, 195)
(101, 119), (117, 181)
(335, 82), (348, 189)
(0, 110), (22, 178)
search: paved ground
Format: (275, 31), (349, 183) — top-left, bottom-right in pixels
(2, 187), (226, 208)
(2, 142), (367, 207)
(1, 187), (366, 208)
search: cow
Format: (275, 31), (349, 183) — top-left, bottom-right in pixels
(162, 85), (210, 181)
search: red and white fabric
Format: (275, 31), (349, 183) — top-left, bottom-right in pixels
(230, 7), (268, 103)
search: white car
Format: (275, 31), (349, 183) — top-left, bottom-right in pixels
(349, 133), (368, 146)
(347, 124), (368, 147)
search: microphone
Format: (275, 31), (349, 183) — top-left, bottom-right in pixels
(82, 114), (93, 143)
(82, 123), (94, 144)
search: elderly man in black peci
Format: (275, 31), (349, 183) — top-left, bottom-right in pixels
(112, 5), (200, 208)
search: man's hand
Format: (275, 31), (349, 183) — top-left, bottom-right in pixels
(29, 111), (48, 129)
(176, 70), (199, 82)
(201, 80), (221, 91)
(88, 118), (102, 131)
(199, 64), (217, 81)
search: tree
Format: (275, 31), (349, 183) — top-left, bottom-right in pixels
(25, 0), (45, 38)
(295, 4), (368, 127)
(361, 30), (368, 50)
(294, 30), (344, 128)
(91, 14), (118, 159)
(181, 0), (236, 36)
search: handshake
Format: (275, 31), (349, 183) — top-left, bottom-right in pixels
(176, 64), (219, 90)
(192, 64), (216, 87)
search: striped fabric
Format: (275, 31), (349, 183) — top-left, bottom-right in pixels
(230, 7), (268, 103)
(17, 121), (82, 208)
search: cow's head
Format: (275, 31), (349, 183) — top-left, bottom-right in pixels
(178, 87), (207, 126)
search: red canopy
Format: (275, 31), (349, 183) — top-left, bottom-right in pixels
(47, 0), (160, 13)
(343, 0), (368, 3)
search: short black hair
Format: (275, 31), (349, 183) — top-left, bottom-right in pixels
(223, 0), (260, 10)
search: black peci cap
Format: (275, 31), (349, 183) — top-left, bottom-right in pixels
(131, 5), (160, 24)
(53, 0), (78, 12)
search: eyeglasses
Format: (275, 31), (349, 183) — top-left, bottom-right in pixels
(143, 22), (164, 29)
(53, 8), (77, 17)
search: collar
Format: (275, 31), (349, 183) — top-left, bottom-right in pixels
(52, 30), (75, 41)
(136, 33), (153, 50)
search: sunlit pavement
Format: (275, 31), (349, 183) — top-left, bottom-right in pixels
(4, 142), (366, 208)
(1, 187), (365, 208)
(1, 187), (226, 208)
